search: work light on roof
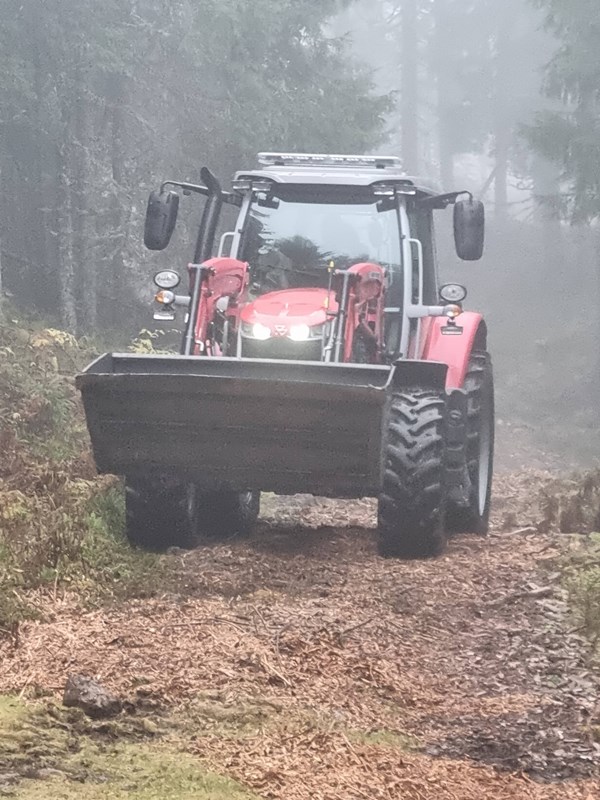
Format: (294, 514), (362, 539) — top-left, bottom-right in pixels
(257, 153), (403, 169)
(233, 178), (273, 193)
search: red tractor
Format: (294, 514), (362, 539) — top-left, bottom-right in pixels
(77, 153), (494, 559)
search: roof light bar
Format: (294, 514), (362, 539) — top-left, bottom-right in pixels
(372, 183), (417, 197)
(233, 178), (274, 193)
(257, 153), (403, 169)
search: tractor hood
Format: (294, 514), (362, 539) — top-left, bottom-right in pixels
(240, 288), (337, 333)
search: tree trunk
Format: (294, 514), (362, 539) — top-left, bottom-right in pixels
(493, 10), (512, 223)
(23, 0), (60, 312)
(494, 126), (509, 222)
(0, 160), (3, 319)
(0, 238), (3, 321)
(72, 49), (96, 331)
(433, 0), (454, 190)
(107, 73), (128, 328)
(400, 0), (419, 173)
(594, 232), (600, 397)
(531, 154), (565, 297)
(57, 138), (78, 332)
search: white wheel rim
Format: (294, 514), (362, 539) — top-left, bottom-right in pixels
(478, 407), (492, 516)
(186, 485), (197, 524)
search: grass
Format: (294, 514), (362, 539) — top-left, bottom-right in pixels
(563, 532), (600, 656)
(0, 318), (165, 628)
(535, 470), (600, 662)
(180, 695), (276, 738)
(0, 481), (165, 627)
(178, 697), (421, 752)
(347, 728), (421, 750)
(0, 697), (258, 800)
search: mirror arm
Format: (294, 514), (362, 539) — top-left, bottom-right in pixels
(161, 180), (209, 197)
(160, 180), (240, 208)
(418, 190), (473, 210)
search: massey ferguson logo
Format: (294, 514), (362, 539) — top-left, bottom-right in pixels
(274, 325), (288, 337)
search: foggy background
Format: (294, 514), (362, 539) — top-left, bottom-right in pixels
(0, 0), (598, 466)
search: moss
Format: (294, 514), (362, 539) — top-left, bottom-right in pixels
(0, 698), (258, 800)
(0, 697), (72, 776)
(0, 696), (422, 798)
(347, 728), (421, 750)
(16, 745), (255, 800)
(178, 695), (276, 738)
(563, 532), (600, 654)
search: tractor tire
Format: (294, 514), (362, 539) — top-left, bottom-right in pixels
(125, 482), (260, 551)
(446, 351), (494, 535)
(195, 490), (260, 541)
(378, 391), (447, 559)
(125, 479), (201, 551)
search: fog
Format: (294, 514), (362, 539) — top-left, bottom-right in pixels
(0, 0), (598, 464)
(334, 0), (600, 466)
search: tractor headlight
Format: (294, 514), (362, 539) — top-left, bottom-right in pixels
(252, 323), (271, 341)
(289, 324), (311, 342)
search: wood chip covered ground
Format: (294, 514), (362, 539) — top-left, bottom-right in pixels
(1, 473), (599, 799)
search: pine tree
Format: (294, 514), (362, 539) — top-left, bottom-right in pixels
(0, 0), (390, 331)
(526, 0), (600, 221)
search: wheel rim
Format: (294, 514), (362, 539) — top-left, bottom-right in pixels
(240, 490), (259, 516)
(477, 404), (492, 516)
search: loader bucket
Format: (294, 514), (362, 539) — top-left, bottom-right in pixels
(76, 355), (447, 498)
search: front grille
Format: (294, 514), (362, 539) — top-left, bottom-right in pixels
(242, 338), (323, 361)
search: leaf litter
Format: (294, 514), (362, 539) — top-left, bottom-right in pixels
(1, 476), (599, 799)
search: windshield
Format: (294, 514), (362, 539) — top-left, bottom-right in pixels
(240, 197), (402, 291)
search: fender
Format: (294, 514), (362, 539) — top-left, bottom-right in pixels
(421, 311), (486, 389)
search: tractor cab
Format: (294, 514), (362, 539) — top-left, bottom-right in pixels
(230, 154), (440, 363)
(145, 152), (484, 364)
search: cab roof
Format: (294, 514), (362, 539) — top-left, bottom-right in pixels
(233, 153), (442, 197)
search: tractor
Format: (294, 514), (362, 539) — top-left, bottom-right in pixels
(76, 153), (494, 559)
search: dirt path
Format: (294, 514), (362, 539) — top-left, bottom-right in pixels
(1, 479), (599, 799)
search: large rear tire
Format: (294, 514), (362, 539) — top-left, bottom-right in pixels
(377, 391), (447, 559)
(446, 352), (494, 535)
(195, 490), (260, 541)
(125, 480), (260, 551)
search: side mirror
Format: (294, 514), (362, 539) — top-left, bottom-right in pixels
(144, 190), (179, 251)
(454, 197), (485, 261)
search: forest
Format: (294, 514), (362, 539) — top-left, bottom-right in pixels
(0, 1), (597, 314)
(0, 2), (600, 799)
(0, 0), (598, 459)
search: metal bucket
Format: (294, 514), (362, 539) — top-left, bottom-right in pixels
(77, 354), (447, 498)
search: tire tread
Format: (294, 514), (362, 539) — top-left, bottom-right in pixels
(378, 391), (447, 559)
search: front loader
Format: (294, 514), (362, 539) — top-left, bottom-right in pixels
(77, 153), (494, 559)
